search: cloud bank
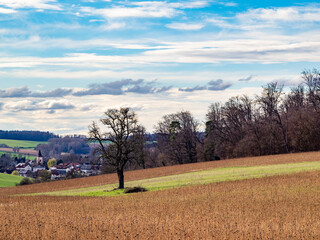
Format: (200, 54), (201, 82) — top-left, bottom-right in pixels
(179, 79), (232, 92)
(0, 80), (172, 98)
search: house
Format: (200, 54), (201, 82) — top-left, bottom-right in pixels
(67, 162), (81, 169)
(91, 165), (101, 175)
(80, 163), (91, 171)
(15, 163), (32, 177)
(16, 163), (32, 171)
(51, 169), (68, 180)
(23, 170), (35, 178)
(51, 163), (71, 171)
(33, 165), (46, 173)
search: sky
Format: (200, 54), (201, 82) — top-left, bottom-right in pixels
(0, 0), (320, 135)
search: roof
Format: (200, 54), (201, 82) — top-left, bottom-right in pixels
(16, 163), (31, 169)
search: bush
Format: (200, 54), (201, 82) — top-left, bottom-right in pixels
(38, 170), (51, 182)
(11, 170), (20, 176)
(66, 170), (75, 179)
(32, 178), (42, 184)
(124, 186), (147, 194)
(18, 177), (33, 186)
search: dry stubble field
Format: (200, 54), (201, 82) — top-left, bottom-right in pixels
(1, 152), (320, 239)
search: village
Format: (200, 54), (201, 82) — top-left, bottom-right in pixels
(10, 150), (101, 181)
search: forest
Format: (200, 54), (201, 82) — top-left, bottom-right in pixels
(133, 69), (320, 169)
(0, 130), (57, 141)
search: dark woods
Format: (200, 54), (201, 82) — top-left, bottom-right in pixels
(153, 69), (320, 165)
(204, 69), (320, 159)
(0, 130), (57, 141)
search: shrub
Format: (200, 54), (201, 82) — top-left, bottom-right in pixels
(11, 170), (20, 176)
(66, 170), (75, 179)
(38, 170), (51, 182)
(18, 177), (33, 186)
(32, 178), (42, 184)
(124, 186), (147, 194)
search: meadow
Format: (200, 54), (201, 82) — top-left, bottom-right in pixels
(31, 160), (320, 197)
(0, 139), (47, 148)
(0, 173), (23, 187)
(0, 151), (36, 160)
(0, 152), (320, 239)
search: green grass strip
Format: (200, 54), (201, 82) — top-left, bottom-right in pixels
(0, 139), (47, 148)
(30, 161), (320, 197)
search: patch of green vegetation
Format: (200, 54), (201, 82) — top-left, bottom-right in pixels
(0, 173), (24, 187)
(31, 161), (320, 197)
(0, 151), (36, 160)
(0, 139), (47, 148)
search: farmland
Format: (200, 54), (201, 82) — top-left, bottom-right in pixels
(0, 139), (47, 148)
(31, 160), (320, 197)
(0, 152), (320, 239)
(0, 151), (36, 161)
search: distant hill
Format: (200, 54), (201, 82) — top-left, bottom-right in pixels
(0, 139), (47, 149)
(0, 130), (58, 142)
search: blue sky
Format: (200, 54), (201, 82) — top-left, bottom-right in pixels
(0, 0), (319, 134)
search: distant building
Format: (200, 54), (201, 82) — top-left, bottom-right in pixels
(36, 150), (44, 165)
(33, 165), (46, 173)
(51, 169), (68, 180)
(16, 163), (33, 177)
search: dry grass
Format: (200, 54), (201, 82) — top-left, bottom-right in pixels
(1, 152), (320, 239)
(0, 171), (320, 239)
(2, 151), (320, 196)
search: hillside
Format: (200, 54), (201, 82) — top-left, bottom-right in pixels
(0, 152), (320, 239)
(0, 139), (47, 148)
(0, 173), (23, 187)
(31, 161), (320, 197)
(1, 151), (320, 196)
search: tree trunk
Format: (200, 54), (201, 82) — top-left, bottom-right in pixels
(117, 168), (124, 189)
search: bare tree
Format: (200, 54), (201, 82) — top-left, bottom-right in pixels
(88, 108), (144, 189)
(258, 82), (289, 153)
(203, 70), (320, 159)
(155, 111), (201, 164)
(302, 68), (320, 110)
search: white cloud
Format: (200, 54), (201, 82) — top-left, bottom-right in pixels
(101, 22), (126, 30)
(4, 99), (75, 112)
(0, 0), (62, 10)
(1, 33), (320, 72)
(239, 7), (320, 22)
(80, 3), (178, 19)
(167, 1), (209, 9)
(166, 22), (204, 30)
(208, 6), (320, 31)
(79, 1), (210, 19)
(0, 7), (17, 14)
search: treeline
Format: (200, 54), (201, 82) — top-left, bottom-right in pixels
(0, 130), (58, 141)
(127, 69), (320, 169)
(204, 69), (320, 159)
(36, 137), (91, 160)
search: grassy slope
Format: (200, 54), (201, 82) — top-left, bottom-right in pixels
(33, 160), (320, 197)
(0, 173), (23, 187)
(0, 139), (47, 148)
(0, 151), (36, 160)
(3, 151), (320, 197)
